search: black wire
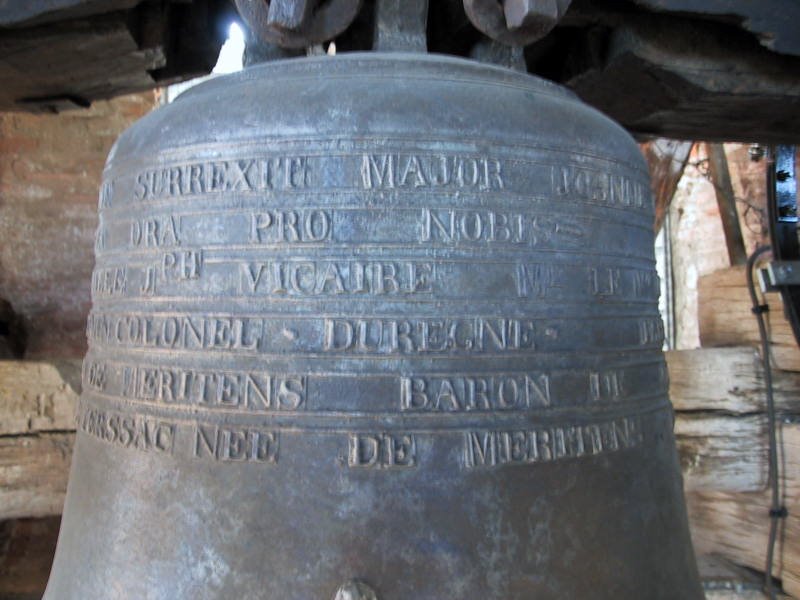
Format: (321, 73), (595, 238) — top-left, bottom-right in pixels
(746, 245), (785, 599)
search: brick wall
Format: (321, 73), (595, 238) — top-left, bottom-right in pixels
(0, 93), (158, 359)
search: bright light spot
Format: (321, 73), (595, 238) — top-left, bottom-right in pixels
(165, 22), (244, 103)
(213, 22), (245, 74)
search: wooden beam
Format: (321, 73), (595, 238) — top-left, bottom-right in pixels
(641, 139), (694, 232)
(565, 19), (800, 143)
(0, 433), (73, 520)
(667, 347), (800, 413)
(698, 266), (800, 371)
(676, 414), (766, 492)
(707, 143), (748, 266)
(667, 346), (800, 493)
(0, 1), (138, 27)
(687, 424), (800, 597)
(0, 360), (80, 519)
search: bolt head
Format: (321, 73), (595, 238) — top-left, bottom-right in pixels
(748, 144), (765, 162)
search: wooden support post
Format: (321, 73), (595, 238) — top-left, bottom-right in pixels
(707, 143), (748, 266)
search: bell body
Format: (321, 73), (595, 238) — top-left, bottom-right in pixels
(46, 54), (702, 599)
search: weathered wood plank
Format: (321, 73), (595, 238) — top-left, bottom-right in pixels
(0, 12), (165, 111)
(667, 347), (800, 414)
(677, 415), (766, 492)
(687, 424), (800, 595)
(0, 1), (138, 27)
(0, 360), (81, 436)
(0, 360), (80, 519)
(698, 266), (800, 371)
(628, 0), (800, 57)
(668, 346), (800, 493)
(0, 433), (73, 520)
(0, 2), (233, 112)
(564, 17), (800, 144)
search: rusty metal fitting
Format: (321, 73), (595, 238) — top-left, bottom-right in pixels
(235, 0), (363, 49)
(464, 0), (572, 47)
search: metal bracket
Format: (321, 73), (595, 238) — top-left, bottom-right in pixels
(767, 145), (800, 346)
(770, 145), (799, 257)
(764, 261), (800, 287)
(759, 261), (800, 294)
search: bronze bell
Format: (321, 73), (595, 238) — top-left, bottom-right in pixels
(44, 52), (703, 598)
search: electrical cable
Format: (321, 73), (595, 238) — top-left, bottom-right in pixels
(746, 245), (787, 599)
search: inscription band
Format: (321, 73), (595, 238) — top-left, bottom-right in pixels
(76, 397), (671, 469)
